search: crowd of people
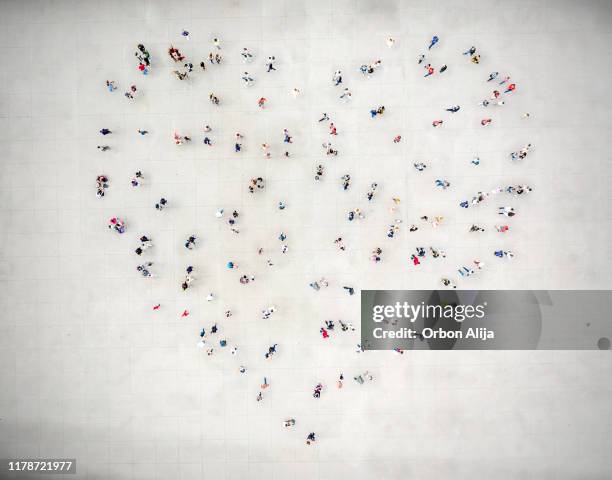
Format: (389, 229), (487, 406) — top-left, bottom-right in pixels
(99, 32), (531, 446)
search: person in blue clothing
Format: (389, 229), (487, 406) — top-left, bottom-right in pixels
(428, 35), (439, 49)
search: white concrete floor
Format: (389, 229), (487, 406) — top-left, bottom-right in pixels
(1, 0), (611, 478)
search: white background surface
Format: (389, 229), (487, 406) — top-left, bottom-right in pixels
(1, 0), (611, 478)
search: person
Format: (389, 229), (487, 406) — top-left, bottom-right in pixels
(306, 432), (316, 445)
(139, 235), (152, 251)
(241, 47), (253, 62)
(96, 175), (108, 197)
(241, 72), (254, 86)
(458, 266), (474, 277)
(366, 182), (378, 201)
(131, 171), (143, 187)
(137, 262), (153, 277)
(315, 164), (324, 181)
(100, 128), (111, 135)
(185, 235), (196, 249)
(370, 106), (385, 117)
(155, 198), (167, 211)
(266, 56), (276, 72)
(446, 106), (460, 113)
(135, 44), (150, 66)
(428, 35), (439, 49)
(108, 217), (125, 234)
(106, 80), (117, 92)
(341, 174), (350, 191)
(510, 143), (532, 161)
(284, 419), (295, 428)
(264, 343), (278, 358)
(332, 69), (342, 85)
(248, 177), (265, 193)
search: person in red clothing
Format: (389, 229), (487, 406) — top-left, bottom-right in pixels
(411, 254), (420, 266)
(320, 328), (329, 339)
(504, 83), (516, 93)
(258, 97), (266, 108)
